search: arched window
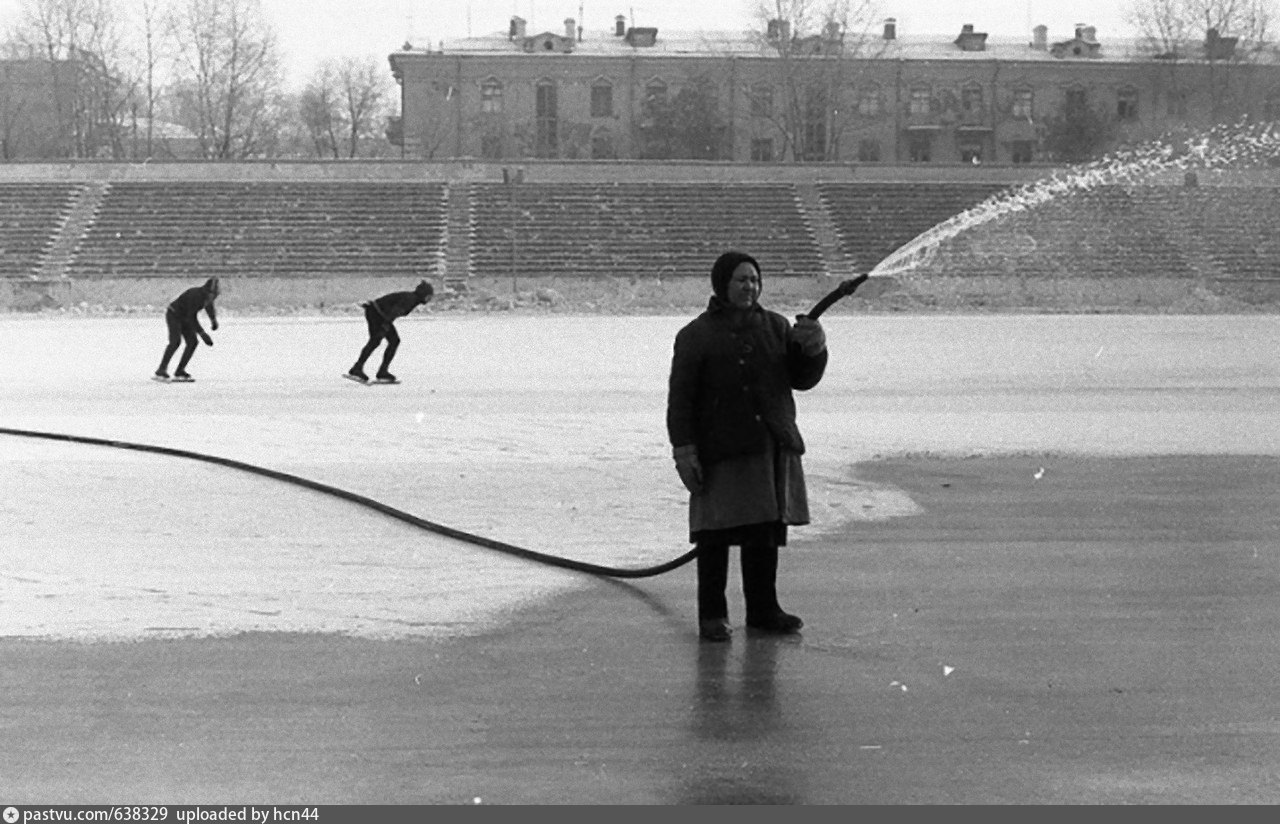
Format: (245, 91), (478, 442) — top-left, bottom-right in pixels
(857, 86), (882, 116)
(535, 79), (558, 157)
(909, 86), (931, 115)
(1011, 88), (1033, 119)
(1116, 87), (1139, 120)
(750, 84), (774, 118)
(591, 78), (614, 118)
(961, 82), (984, 114)
(480, 78), (503, 114)
(645, 78), (668, 106)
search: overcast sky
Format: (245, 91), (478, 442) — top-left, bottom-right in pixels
(1, 0), (1141, 89)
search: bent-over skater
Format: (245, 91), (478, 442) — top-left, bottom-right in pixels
(345, 280), (434, 384)
(155, 277), (219, 382)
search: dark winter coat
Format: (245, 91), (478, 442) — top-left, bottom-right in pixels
(365, 281), (433, 325)
(667, 296), (827, 466)
(167, 278), (219, 329)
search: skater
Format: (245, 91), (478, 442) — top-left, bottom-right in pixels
(345, 280), (434, 384)
(155, 277), (219, 382)
(666, 251), (829, 642)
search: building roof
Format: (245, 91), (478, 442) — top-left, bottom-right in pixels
(386, 20), (1280, 66)
(402, 25), (1238, 64)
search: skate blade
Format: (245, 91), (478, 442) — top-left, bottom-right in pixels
(151, 375), (170, 383)
(342, 373), (369, 384)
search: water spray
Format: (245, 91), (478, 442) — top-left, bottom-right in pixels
(870, 119), (1280, 280)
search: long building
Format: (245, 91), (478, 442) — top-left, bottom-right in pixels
(388, 14), (1280, 164)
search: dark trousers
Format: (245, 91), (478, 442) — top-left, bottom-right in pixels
(353, 306), (399, 374)
(158, 309), (198, 373)
(696, 541), (782, 625)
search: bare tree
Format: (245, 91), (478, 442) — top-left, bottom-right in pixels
(297, 66), (340, 157)
(1127, 0), (1273, 56)
(8, 0), (131, 157)
(295, 57), (392, 158)
(744, 0), (883, 161)
(166, 0), (284, 159)
(335, 57), (392, 158)
(1125, 0), (1276, 121)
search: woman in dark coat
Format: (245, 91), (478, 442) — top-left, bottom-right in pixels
(666, 251), (828, 642)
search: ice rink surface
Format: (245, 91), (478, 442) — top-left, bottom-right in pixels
(3, 311), (1279, 641)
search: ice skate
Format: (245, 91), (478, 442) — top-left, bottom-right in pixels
(152, 371), (170, 383)
(373, 371), (399, 385)
(343, 368), (369, 384)
(171, 372), (195, 382)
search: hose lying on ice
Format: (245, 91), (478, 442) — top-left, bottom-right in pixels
(2, 280), (879, 579)
(0, 426), (697, 579)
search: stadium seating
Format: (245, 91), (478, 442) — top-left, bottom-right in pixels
(64, 181), (447, 279)
(0, 183), (80, 278)
(1, 176), (1276, 286)
(466, 181), (824, 279)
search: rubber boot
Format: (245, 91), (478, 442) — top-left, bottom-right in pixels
(696, 542), (732, 641)
(742, 543), (803, 634)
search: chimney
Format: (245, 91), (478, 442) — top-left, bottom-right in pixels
(1032, 24), (1047, 50)
(955, 23), (988, 51)
(509, 16), (527, 40)
(1205, 27), (1238, 59)
(883, 17), (896, 40)
(766, 18), (791, 42)
(1074, 23), (1086, 40)
(565, 18), (575, 39)
(1082, 25), (1097, 42)
(615, 14), (625, 36)
(825, 21), (841, 41)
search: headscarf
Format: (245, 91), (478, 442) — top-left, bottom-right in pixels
(709, 251), (760, 300)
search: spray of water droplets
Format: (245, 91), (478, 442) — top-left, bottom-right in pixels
(870, 120), (1280, 278)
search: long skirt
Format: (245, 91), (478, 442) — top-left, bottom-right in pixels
(688, 433), (809, 548)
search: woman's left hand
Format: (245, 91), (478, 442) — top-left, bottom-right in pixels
(792, 317), (826, 356)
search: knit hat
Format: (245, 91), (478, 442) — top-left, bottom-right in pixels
(414, 280), (434, 301)
(710, 251), (760, 299)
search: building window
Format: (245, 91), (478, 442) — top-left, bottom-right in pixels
(802, 86), (827, 160)
(750, 138), (774, 161)
(591, 130), (616, 159)
(1012, 88), (1033, 119)
(1167, 90), (1188, 118)
(1065, 87), (1087, 112)
(481, 132), (503, 159)
(857, 88), (881, 116)
(591, 81), (613, 117)
(480, 79), (503, 113)
(857, 139), (880, 162)
(1117, 88), (1139, 120)
(536, 80), (558, 157)
(960, 142), (983, 164)
(910, 87), (931, 115)
(1265, 92), (1280, 120)
(961, 84), (984, 114)
(908, 134), (932, 162)
(645, 79), (668, 106)
(750, 84), (774, 118)
(1010, 140), (1034, 164)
